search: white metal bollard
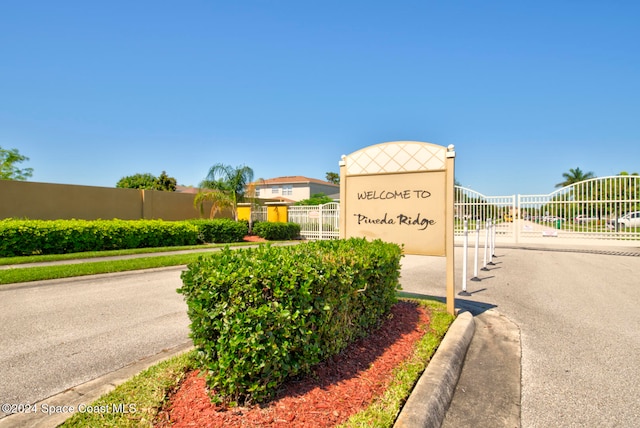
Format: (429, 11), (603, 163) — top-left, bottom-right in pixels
(471, 220), (480, 281)
(481, 218), (490, 271)
(460, 220), (471, 295)
(492, 216), (497, 257)
(488, 218), (496, 265)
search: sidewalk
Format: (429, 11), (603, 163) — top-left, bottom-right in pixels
(441, 307), (521, 428)
(394, 300), (521, 428)
(396, 248), (524, 428)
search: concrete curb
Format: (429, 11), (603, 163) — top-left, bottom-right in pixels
(394, 311), (476, 428)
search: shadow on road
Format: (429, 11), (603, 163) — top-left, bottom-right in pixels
(397, 291), (497, 316)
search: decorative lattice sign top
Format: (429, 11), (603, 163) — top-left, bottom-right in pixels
(343, 141), (447, 176)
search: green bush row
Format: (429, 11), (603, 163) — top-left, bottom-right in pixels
(252, 221), (301, 240)
(186, 219), (248, 244)
(0, 218), (249, 257)
(178, 238), (403, 405)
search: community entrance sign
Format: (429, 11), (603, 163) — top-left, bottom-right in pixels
(339, 141), (457, 314)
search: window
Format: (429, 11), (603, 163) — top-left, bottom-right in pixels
(255, 188), (261, 197)
(282, 185), (293, 196)
(271, 186), (280, 194)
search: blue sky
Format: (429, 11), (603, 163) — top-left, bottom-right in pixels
(1, 1), (638, 196)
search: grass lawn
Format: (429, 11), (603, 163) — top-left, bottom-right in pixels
(0, 252), (206, 284)
(0, 242), (283, 285)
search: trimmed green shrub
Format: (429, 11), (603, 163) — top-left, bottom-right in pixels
(0, 219), (200, 257)
(188, 219), (248, 243)
(178, 238), (403, 405)
(252, 222), (300, 240)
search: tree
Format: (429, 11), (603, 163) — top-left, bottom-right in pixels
(193, 189), (235, 219)
(116, 173), (157, 189)
(555, 167), (595, 188)
(116, 171), (177, 191)
(0, 146), (33, 180)
(325, 172), (340, 185)
(155, 171), (177, 191)
(198, 164), (254, 220)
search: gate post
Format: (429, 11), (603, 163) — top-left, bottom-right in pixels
(237, 203), (252, 222)
(319, 203), (324, 239)
(266, 202), (290, 222)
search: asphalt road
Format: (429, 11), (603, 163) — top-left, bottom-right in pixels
(2, 244), (640, 427)
(0, 267), (191, 412)
(400, 245), (640, 427)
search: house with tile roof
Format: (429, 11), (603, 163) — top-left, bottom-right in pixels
(252, 176), (340, 203)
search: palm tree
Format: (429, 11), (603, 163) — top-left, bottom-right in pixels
(196, 164), (254, 220)
(194, 189), (235, 219)
(555, 167), (595, 188)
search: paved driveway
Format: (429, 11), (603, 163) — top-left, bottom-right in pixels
(400, 245), (640, 427)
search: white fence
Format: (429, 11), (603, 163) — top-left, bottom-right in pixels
(279, 176), (640, 245)
(251, 206), (268, 223)
(288, 202), (340, 240)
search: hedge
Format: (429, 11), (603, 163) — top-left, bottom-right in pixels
(0, 218), (248, 257)
(178, 238), (403, 404)
(187, 219), (248, 244)
(252, 221), (301, 240)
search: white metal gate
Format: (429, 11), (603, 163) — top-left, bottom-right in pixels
(454, 187), (516, 242)
(454, 176), (640, 245)
(516, 175), (640, 244)
(288, 202), (340, 240)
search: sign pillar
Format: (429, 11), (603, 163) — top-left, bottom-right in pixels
(339, 156), (347, 238)
(445, 145), (456, 315)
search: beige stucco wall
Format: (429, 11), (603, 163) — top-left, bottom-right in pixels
(0, 180), (220, 221)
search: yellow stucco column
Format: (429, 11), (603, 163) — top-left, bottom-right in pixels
(266, 203), (289, 222)
(237, 203), (252, 222)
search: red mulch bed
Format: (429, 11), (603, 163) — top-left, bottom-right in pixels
(154, 301), (428, 427)
(243, 235), (267, 242)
